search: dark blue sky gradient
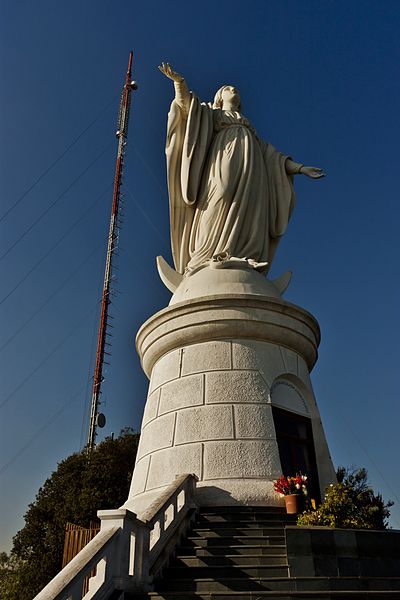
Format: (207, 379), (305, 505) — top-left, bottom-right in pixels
(1, 0), (400, 550)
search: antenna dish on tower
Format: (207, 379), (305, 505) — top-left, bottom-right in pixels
(96, 413), (106, 428)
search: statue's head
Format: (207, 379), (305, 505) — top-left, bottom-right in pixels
(213, 85), (241, 111)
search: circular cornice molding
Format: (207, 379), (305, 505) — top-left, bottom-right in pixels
(136, 294), (320, 378)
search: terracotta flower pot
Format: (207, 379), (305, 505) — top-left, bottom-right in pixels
(284, 493), (302, 514)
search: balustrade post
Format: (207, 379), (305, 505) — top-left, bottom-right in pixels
(131, 521), (152, 591)
(172, 495), (178, 520)
(186, 473), (198, 507)
(97, 508), (137, 592)
(159, 514), (165, 535)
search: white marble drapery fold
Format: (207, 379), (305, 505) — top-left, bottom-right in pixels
(166, 94), (295, 275)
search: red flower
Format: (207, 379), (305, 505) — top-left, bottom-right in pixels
(273, 474), (309, 496)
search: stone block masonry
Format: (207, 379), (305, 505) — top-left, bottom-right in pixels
(124, 293), (336, 515)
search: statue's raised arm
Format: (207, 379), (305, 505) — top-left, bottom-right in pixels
(159, 62), (191, 116)
(158, 62), (184, 83)
(158, 63), (325, 283)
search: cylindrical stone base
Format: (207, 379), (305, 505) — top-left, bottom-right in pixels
(123, 292), (335, 516)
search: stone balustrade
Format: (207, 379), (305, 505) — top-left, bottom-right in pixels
(34, 474), (197, 599)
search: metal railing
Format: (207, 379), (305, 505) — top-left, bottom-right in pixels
(34, 474), (198, 599)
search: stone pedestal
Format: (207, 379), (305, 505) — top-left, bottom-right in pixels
(124, 267), (335, 516)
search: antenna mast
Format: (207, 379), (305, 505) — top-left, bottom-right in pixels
(87, 52), (137, 452)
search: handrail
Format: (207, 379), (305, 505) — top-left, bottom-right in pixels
(34, 527), (119, 600)
(33, 473), (198, 599)
(145, 474), (197, 578)
(140, 473), (191, 524)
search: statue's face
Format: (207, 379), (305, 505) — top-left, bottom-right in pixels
(221, 86), (241, 110)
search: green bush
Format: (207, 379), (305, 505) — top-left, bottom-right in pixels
(297, 467), (393, 529)
(0, 429), (139, 600)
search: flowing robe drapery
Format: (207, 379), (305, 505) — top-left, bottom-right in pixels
(166, 94), (296, 275)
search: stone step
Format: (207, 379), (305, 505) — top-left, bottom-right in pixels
(165, 565), (290, 579)
(195, 519), (290, 529)
(130, 508), (399, 600)
(186, 535), (285, 547)
(133, 591), (400, 599)
(178, 544), (287, 557)
(191, 527), (285, 538)
(197, 511), (297, 525)
(196, 515), (296, 525)
(156, 576), (400, 594)
(198, 506), (288, 514)
(173, 554), (288, 567)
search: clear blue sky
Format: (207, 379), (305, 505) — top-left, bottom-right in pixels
(1, 0), (400, 551)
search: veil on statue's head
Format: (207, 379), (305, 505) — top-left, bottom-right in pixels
(213, 85), (242, 111)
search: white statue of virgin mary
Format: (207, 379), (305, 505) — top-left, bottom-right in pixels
(159, 63), (324, 280)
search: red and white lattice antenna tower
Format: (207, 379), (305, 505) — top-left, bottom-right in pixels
(86, 52), (138, 452)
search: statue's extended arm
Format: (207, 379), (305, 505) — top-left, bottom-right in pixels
(285, 158), (325, 179)
(159, 62), (191, 117)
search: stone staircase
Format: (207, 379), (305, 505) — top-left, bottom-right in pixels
(132, 506), (400, 600)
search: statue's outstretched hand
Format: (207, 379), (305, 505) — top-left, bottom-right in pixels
(158, 62), (184, 83)
(301, 166), (325, 179)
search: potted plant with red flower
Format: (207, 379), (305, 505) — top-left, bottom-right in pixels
(273, 474), (308, 514)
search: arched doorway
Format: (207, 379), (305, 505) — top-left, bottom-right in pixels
(271, 380), (320, 503)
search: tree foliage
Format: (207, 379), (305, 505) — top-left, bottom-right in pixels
(297, 466), (393, 529)
(1, 429), (139, 600)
